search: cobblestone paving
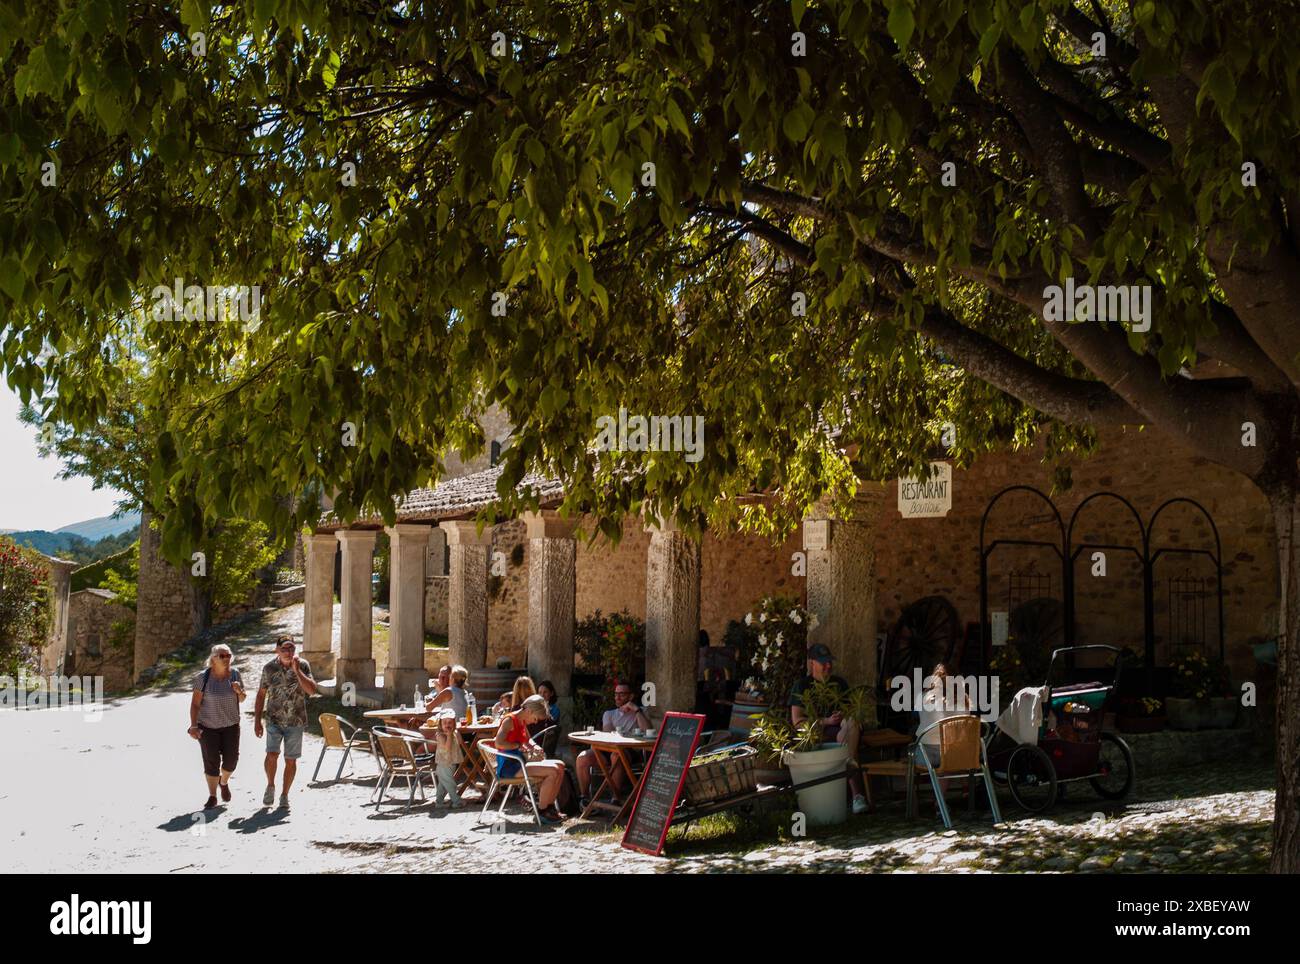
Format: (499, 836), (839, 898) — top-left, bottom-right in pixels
(0, 605), (1277, 874)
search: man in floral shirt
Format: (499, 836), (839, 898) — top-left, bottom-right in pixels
(254, 635), (316, 809)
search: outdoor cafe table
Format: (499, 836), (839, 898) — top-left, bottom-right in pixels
(424, 718), (500, 796)
(568, 730), (657, 823)
(363, 709), (498, 796)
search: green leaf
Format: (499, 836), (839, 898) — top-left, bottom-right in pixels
(887, 1), (916, 52)
(0, 256), (24, 301)
(782, 101), (815, 142)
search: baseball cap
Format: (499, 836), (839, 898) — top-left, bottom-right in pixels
(808, 643), (834, 663)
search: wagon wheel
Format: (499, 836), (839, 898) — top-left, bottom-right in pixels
(881, 595), (959, 685)
(1089, 732), (1135, 800)
(1006, 743), (1058, 813)
(1009, 597), (1064, 684)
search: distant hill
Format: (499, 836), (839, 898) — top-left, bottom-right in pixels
(4, 528), (138, 565)
(54, 512), (140, 541)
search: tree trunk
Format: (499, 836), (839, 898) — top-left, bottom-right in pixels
(190, 581), (212, 637)
(1266, 485), (1300, 873)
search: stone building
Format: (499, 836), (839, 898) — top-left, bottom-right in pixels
(63, 588), (135, 693)
(306, 423), (1279, 716)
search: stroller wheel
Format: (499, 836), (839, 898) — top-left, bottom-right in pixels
(1007, 744), (1058, 813)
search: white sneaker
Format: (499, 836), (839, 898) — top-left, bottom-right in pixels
(852, 795), (869, 815)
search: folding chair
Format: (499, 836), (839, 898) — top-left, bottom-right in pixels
(312, 713), (378, 782)
(373, 733), (436, 812)
(477, 740), (547, 827)
(908, 716), (1003, 829)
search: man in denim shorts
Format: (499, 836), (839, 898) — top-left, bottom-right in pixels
(254, 636), (316, 809)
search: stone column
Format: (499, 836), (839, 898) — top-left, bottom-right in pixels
(385, 523), (432, 698)
(301, 533), (338, 679)
(803, 487), (886, 688)
(335, 529), (377, 691)
(524, 511), (577, 702)
(644, 514), (701, 719)
(440, 520), (492, 670)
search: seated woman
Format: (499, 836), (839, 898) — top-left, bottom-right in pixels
(508, 676), (552, 740)
(425, 665), (470, 718)
(491, 695), (567, 824)
(916, 661), (973, 794)
(537, 680), (562, 724)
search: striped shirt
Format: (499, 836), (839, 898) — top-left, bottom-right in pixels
(194, 668), (243, 728)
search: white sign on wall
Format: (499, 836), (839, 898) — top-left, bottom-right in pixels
(897, 462), (953, 518)
(991, 610), (1009, 647)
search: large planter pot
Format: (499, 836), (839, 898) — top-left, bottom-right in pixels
(783, 742), (852, 826)
(729, 695), (769, 737)
(1167, 696), (1238, 731)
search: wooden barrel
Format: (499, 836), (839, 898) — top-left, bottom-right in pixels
(467, 666), (526, 703)
(729, 696), (769, 737)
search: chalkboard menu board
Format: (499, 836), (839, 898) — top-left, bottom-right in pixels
(621, 712), (705, 856)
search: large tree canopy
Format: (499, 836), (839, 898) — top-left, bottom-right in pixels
(2, 1), (1299, 867)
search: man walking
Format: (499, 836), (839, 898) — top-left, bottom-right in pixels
(254, 635), (316, 809)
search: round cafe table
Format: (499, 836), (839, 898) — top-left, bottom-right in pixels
(568, 730), (657, 823)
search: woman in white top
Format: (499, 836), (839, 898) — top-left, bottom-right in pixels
(916, 662), (972, 780)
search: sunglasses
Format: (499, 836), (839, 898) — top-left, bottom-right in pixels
(216, 654), (231, 660)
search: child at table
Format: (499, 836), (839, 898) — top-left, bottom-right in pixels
(432, 711), (464, 807)
(491, 691), (513, 717)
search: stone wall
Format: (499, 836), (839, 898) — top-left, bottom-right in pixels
(424, 575), (449, 635)
(65, 589), (135, 693)
(486, 518), (529, 668)
(133, 512), (194, 681)
(563, 427), (1276, 684)
(132, 512), (276, 683)
(574, 519), (804, 649)
(870, 428), (1276, 681)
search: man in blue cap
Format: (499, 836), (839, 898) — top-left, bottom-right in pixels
(790, 643), (869, 814)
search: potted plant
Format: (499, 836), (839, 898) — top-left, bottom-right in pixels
(1116, 696), (1166, 733)
(749, 679), (875, 826)
(1166, 651), (1237, 730)
(727, 596), (814, 736)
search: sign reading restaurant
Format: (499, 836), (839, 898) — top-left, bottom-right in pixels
(897, 462), (953, 518)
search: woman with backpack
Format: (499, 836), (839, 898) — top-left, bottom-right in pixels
(188, 643), (246, 809)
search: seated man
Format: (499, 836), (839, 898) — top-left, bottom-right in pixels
(575, 683), (650, 807)
(790, 644), (869, 815)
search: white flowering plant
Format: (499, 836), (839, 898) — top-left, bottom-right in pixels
(738, 594), (810, 706)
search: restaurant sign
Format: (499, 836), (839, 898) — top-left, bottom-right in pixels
(897, 462), (953, 518)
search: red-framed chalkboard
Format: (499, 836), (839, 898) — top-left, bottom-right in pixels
(621, 712), (706, 857)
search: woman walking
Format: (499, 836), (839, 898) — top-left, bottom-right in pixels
(188, 643), (246, 809)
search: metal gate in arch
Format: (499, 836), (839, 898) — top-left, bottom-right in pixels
(978, 487), (1225, 675)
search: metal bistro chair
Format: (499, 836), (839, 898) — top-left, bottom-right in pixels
(370, 725), (434, 800)
(530, 724), (559, 759)
(373, 731), (436, 812)
(313, 713), (379, 782)
(477, 740), (546, 827)
(908, 716), (1003, 830)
